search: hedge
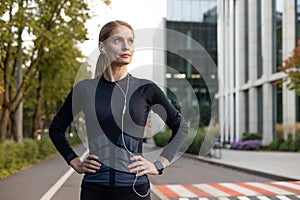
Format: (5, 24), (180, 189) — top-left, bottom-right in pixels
(153, 129), (206, 155)
(0, 133), (81, 179)
(268, 132), (300, 152)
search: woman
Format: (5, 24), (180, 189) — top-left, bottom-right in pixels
(49, 20), (188, 200)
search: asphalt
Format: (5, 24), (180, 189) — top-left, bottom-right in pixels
(144, 140), (300, 181)
(145, 141), (300, 199)
(1, 141), (299, 200)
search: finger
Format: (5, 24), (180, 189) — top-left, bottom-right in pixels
(136, 169), (150, 177)
(128, 160), (142, 168)
(78, 163), (96, 174)
(88, 160), (101, 168)
(81, 162), (99, 173)
(88, 154), (100, 161)
(87, 163), (101, 170)
(130, 155), (143, 161)
(129, 165), (146, 173)
(84, 161), (101, 170)
(82, 166), (97, 173)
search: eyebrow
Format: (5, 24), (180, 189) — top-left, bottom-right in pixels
(110, 35), (134, 40)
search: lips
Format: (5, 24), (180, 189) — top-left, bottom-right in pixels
(120, 53), (131, 58)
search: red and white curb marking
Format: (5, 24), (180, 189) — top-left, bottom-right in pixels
(152, 181), (300, 199)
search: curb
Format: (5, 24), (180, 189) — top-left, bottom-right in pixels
(150, 183), (169, 200)
(183, 153), (299, 182)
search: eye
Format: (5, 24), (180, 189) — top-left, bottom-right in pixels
(114, 37), (122, 44)
(128, 38), (134, 45)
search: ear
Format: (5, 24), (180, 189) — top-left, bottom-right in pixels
(98, 42), (104, 50)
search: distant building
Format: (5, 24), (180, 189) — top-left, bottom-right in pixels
(216, 0), (300, 145)
(165, 0), (218, 126)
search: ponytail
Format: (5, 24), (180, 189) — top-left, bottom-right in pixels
(94, 51), (110, 78)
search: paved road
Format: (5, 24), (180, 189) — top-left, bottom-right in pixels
(1, 143), (299, 200)
(148, 153), (300, 200)
(149, 155), (273, 185)
(0, 144), (85, 200)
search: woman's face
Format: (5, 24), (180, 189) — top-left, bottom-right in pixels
(103, 25), (134, 66)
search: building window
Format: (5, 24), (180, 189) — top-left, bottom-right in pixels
(297, 0), (300, 40)
(276, 85), (283, 123)
(275, 0), (283, 72)
(257, 86), (263, 134)
(257, 0), (263, 78)
(273, 85), (282, 140)
(244, 0), (249, 83)
(233, 93), (236, 140)
(245, 90), (249, 132)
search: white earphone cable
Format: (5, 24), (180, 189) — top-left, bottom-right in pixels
(114, 74), (150, 198)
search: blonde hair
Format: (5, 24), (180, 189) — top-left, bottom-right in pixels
(94, 20), (134, 78)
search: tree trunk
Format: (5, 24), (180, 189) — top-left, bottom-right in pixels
(44, 101), (51, 129)
(0, 107), (10, 142)
(15, 14), (24, 142)
(10, 110), (17, 141)
(32, 72), (43, 136)
(0, 42), (12, 141)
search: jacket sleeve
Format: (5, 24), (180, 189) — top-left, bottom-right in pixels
(148, 83), (189, 162)
(49, 88), (81, 165)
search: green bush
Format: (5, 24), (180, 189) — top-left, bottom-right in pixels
(153, 131), (172, 147)
(278, 134), (293, 151)
(267, 132), (300, 152)
(186, 130), (206, 155)
(242, 132), (262, 141)
(68, 133), (82, 146)
(36, 136), (57, 159)
(153, 129), (206, 155)
(291, 133), (300, 151)
(23, 139), (39, 164)
(0, 133), (82, 179)
(0, 140), (26, 178)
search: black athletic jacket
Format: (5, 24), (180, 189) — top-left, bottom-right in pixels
(49, 74), (188, 190)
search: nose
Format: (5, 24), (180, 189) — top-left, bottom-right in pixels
(122, 41), (130, 51)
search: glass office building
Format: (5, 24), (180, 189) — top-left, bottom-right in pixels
(217, 0), (300, 145)
(166, 0), (218, 126)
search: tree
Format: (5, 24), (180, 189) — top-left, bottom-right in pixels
(0, 0), (109, 142)
(278, 39), (300, 96)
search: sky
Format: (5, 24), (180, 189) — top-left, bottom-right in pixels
(78, 0), (167, 78)
(79, 0), (166, 56)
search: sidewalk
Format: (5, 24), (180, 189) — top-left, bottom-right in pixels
(192, 148), (300, 181)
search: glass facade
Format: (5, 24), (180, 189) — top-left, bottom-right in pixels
(274, 0), (283, 133)
(166, 0), (217, 126)
(257, 86), (263, 134)
(275, 85), (283, 123)
(244, 0), (249, 83)
(257, 0), (263, 78)
(167, 0), (217, 22)
(275, 0), (283, 72)
(245, 90), (249, 132)
(297, 0), (300, 40)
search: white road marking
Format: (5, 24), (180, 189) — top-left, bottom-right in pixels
(194, 184), (231, 197)
(276, 195), (293, 200)
(246, 182), (294, 195)
(40, 150), (88, 200)
(167, 185), (198, 197)
(256, 196), (272, 200)
(220, 182), (261, 196)
(272, 182), (300, 191)
(237, 196), (252, 200)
